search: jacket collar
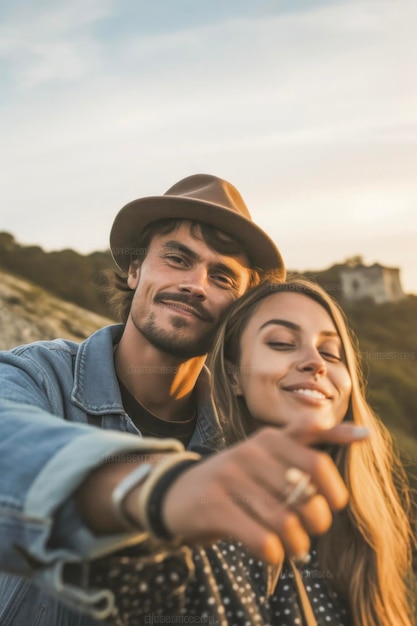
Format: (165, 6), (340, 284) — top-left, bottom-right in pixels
(71, 324), (221, 446)
(71, 324), (125, 414)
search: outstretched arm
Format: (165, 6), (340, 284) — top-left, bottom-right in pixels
(80, 420), (368, 564)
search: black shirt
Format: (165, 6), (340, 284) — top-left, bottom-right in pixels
(119, 379), (197, 447)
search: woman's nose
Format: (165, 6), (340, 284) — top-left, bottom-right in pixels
(296, 348), (327, 376)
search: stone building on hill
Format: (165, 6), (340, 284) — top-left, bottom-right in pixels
(340, 259), (405, 304)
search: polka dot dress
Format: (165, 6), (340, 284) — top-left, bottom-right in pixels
(89, 541), (350, 625)
(180, 542), (349, 626)
(269, 547), (349, 626)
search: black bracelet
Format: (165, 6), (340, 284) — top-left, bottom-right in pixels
(145, 458), (200, 540)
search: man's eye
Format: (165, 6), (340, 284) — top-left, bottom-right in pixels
(166, 254), (186, 265)
(212, 274), (235, 287)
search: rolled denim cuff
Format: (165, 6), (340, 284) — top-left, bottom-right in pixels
(25, 429), (184, 562)
(15, 431), (186, 617)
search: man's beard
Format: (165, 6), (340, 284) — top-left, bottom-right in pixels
(136, 313), (217, 359)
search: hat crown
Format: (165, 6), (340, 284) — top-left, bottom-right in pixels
(164, 174), (252, 220)
(110, 172), (285, 275)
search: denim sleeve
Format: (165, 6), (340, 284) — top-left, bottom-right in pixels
(0, 347), (186, 618)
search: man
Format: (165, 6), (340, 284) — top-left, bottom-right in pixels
(0, 174), (360, 624)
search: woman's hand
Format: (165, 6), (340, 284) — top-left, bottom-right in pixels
(161, 422), (369, 564)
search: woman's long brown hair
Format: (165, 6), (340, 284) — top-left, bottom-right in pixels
(209, 278), (414, 626)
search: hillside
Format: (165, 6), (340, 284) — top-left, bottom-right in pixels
(0, 267), (113, 350)
(0, 232), (416, 449)
(0, 232), (115, 319)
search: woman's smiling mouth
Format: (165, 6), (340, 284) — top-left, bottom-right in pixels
(283, 383), (331, 401)
(290, 388), (327, 400)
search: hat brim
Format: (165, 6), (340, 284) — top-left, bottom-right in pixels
(110, 195), (285, 276)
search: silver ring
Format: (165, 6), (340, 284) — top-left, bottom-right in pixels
(283, 467), (317, 507)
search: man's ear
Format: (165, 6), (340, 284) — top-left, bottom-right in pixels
(225, 360), (242, 396)
(127, 258), (141, 289)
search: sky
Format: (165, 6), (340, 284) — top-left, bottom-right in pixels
(1, 0), (417, 293)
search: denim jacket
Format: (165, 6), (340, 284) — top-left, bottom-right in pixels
(0, 325), (221, 625)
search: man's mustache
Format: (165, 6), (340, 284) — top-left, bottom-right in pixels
(154, 292), (215, 322)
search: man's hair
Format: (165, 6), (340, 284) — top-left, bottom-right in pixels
(103, 218), (266, 323)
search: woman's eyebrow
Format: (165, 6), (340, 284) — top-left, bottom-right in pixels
(258, 319), (339, 338)
(259, 319), (300, 332)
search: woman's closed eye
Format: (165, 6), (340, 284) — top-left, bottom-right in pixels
(266, 342), (342, 362)
(267, 341), (295, 350)
(318, 340), (343, 362)
(320, 350), (342, 362)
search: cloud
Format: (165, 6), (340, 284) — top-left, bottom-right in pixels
(0, 0), (114, 86)
(1, 0), (416, 291)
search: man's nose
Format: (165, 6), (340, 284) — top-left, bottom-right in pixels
(178, 267), (208, 299)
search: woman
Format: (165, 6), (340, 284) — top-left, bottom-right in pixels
(208, 278), (414, 626)
(90, 278), (413, 626)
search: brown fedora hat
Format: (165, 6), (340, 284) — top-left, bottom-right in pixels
(110, 174), (285, 275)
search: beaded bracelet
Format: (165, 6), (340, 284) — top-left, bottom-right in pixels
(111, 452), (201, 538)
(111, 462), (155, 531)
(137, 452), (201, 541)
(144, 458), (200, 540)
